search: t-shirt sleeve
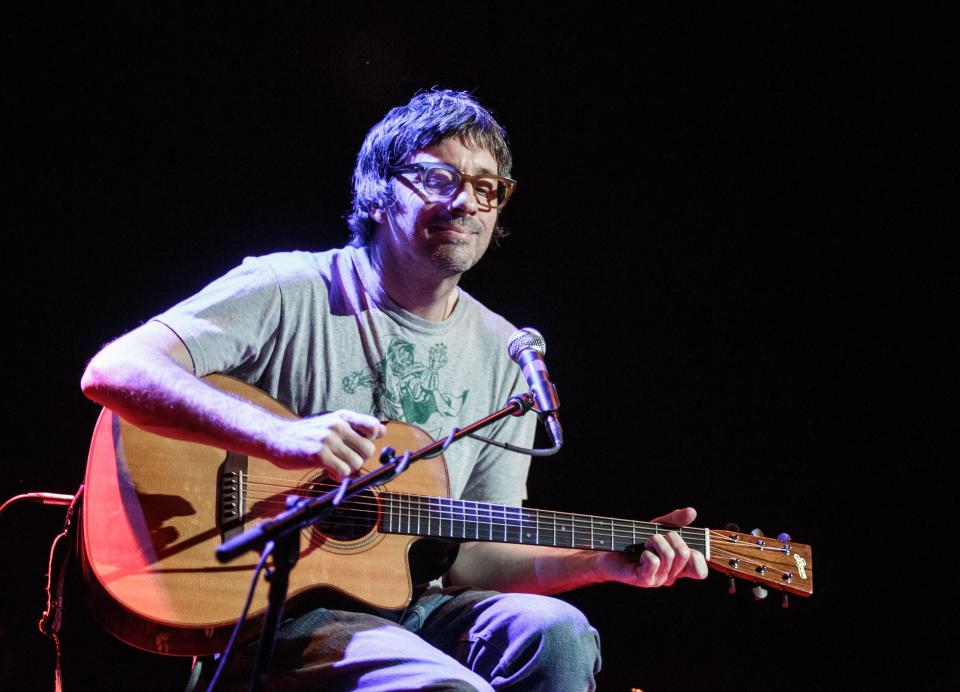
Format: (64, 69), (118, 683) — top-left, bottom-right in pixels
(152, 256), (282, 377)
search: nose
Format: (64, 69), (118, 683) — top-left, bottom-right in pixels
(448, 181), (479, 216)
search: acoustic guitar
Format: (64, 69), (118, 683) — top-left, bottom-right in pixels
(81, 374), (813, 657)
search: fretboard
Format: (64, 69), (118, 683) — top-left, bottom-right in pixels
(380, 492), (709, 555)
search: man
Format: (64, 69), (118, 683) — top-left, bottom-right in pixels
(82, 89), (707, 690)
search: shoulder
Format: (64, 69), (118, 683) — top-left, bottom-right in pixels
(456, 289), (522, 357)
(234, 246), (363, 291)
(250, 247), (343, 280)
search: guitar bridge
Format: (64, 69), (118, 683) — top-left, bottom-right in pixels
(217, 451), (248, 541)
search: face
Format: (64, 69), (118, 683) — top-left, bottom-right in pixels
(374, 137), (500, 279)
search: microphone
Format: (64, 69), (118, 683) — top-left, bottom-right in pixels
(508, 328), (563, 448)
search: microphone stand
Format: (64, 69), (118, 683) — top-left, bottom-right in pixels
(214, 392), (535, 692)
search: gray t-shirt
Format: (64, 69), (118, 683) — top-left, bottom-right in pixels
(154, 245), (534, 505)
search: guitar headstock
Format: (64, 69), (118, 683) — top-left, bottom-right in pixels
(708, 529), (814, 598)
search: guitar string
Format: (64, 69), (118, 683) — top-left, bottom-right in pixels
(240, 506), (799, 584)
(239, 482), (710, 544)
(238, 479), (776, 551)
(236, 478), (797, 563)
(238, 473), (725, 539)
(234, 485), (800, 581)
(243, 500), (798, 583)
(238, 480), (794, 559)
(239, 476), (709, 537)
(241, 509), (706, 548)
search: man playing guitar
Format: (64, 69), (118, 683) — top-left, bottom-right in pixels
(82, 89), (707, 690)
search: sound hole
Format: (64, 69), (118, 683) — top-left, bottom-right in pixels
(307, 483), (380, 543)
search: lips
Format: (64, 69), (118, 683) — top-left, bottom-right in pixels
(428, 219), (481, 235)
(430, 225), (474, 235)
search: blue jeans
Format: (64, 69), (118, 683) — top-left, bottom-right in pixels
(221, 587), (602, 690)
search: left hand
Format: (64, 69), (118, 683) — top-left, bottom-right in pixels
(595, 507), (709, 588)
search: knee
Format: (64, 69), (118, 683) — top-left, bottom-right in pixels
(481, 593), (601, 685)
(513, 594), (599, 659)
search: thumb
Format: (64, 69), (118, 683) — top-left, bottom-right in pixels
(339, 411), (387, 439)
(650, 506), (697, 527)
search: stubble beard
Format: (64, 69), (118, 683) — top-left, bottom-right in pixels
(426, 219), (491, 276)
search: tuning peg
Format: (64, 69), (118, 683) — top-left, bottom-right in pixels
(751, 585), (768, 601)
(728, 576), (736, 594)
(777, 532), (792, 542)
(724, 522), (740, 532)
(750, 528), (764, 537)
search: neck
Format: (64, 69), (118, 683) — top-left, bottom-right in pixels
(369, 239), (461, 322)
(379, 492), (711, 555)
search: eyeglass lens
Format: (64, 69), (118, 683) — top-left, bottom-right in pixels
(421, 166), (505, 207)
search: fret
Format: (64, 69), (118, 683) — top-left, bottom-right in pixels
(613, 520), (638, 552)
(573, 515), (592, 549)
(464, 500), (479, 540)
(592, 517), (612, 550)
(554, 512), (574, 548)
(383, 493), (391, 533)
(415, 495), (421, 536)
(392, 493), (401, 534)
(407, 493), (416, 536)
(479, 502), (492, 541)
(428, 496), (441, 537)
(535, 510), (557, 547)
(443, 498), (452, 538)
(440, 497), (450, 538)
(396, 493), (405, 535)
(492, 504), (505, 542)
(401, 493), (412, 534)
(505, 505), (523, 544)
(520, 508), (536, 544)
(450, 498), (464, 539)
(389, 493), (398, 534)
(394, 493), (402, 535)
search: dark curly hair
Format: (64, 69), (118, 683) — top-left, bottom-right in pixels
(347, 89), (513, 247)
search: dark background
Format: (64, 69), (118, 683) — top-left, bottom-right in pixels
(3, 3), (953, 690)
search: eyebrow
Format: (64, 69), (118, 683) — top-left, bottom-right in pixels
(411, 159), (498, 177)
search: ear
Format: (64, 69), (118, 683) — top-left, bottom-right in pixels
(370, 205), (386, 224)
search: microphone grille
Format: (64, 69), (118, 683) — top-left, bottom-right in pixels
(507, 328), (546, 361)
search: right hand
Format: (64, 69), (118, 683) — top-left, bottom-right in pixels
(268, 410), (387, 480)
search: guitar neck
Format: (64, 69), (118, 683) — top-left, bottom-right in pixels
(380, 491), (710, 557)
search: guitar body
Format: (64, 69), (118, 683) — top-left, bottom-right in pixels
(81, 374), (448, 656)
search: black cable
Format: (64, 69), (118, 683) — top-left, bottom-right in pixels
(466, 413), (563, 457)
(465, 430), (561, 456)
(205, 541), (274, 692)
(0, 492), (75, 517)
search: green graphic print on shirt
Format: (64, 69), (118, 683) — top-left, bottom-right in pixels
(341, 337), (469, 434)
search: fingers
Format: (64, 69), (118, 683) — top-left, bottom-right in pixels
(638, 534), (674, 587)
(687, 548), (709, 580)
(637, 530), (706, 587)
(316, 412), (384, 479)
(271, 410), (387, 479)
(337, 410), (387, 441)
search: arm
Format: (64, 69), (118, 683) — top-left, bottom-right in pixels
(81, 320), (385, 478)
(447, 507), (708, 594)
